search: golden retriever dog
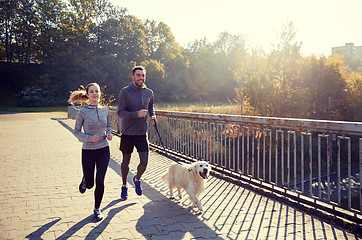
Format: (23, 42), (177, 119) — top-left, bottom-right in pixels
(161, 161), (210, 211)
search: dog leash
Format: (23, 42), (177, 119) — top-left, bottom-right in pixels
(153, 120), (165, 148)
(153, 121), (187, 167)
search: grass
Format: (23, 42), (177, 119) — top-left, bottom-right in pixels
(1, 89), (243, 116)
(154, 102), (243, 115)
(0, 98), (242, 117)
(0, 106), (68, 116)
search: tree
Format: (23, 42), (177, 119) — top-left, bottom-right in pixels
(337, 54), (362, 72)
(98, 15), (147, 62)
(301, 55), (349, 120)
(13, 0), (38, 63)
(0, 0), (21, 62)
(144, 21), (182, 62)
(235, 49), (275, 116)
(234, 21), (304, 117)
(36, 0), (69, 63)
(183, 33), (248, 102)
(91, 0), (126, 49)
(142, 20), (194, 102)
(267, 21), (303, 117)
(344, 71), (362, 121)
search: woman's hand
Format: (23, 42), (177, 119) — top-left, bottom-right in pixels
(91, 134), (99, 143)
(106, 134), (112, 141)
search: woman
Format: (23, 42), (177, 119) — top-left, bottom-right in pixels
(68, 83), (112, 221)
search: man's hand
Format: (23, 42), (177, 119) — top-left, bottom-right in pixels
(138, 109), (148, 118)
(151, 116), (157, 125)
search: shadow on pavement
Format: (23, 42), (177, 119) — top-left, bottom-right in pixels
(25, 218), (61, 239)
(108, 155), (225, 239)
(51, 118), (75, 134)
(25, 199), (135, 240)
(56, 199), (135, 240)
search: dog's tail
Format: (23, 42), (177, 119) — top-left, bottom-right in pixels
(161, 172), (168, 182)
(161, 171), (168, 182)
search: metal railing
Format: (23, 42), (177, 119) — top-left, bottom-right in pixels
(70, 106), (362, 222)
(144, 110), (362, 221)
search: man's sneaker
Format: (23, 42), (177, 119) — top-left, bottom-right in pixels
(79, 177), (86, 194)
(133, 176), (142, 196)
(94, 208), (103, 221)
(121, 186), (128, 200)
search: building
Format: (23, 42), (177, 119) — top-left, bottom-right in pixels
(332, 43), (362, 58)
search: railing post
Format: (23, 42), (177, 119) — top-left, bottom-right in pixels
(360, 138), (362, 213)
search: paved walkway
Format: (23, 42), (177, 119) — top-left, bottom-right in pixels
(0, 112), (361, 240)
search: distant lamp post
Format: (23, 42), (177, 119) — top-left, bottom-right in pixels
(328, 96), (332, 120)
(328, 89), (348, 120)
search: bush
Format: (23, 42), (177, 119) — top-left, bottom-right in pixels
(17, 87), (61, 107)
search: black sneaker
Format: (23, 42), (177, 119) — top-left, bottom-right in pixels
(79, 177), (86, 194)
(133, 176), (142, 196)
(121, 186), (128, 200)
(94, 208), (103, 221)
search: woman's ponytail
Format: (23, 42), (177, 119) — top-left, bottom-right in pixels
(68, 90), (88, 104)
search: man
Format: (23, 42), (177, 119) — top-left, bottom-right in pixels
(117, 66), (156, 200)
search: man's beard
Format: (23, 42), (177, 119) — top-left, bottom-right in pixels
(134, 81), (144, 87)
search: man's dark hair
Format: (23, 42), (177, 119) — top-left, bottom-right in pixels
(132, 66), (146, 75)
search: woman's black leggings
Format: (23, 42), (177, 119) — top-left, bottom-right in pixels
(82, 146), (110, 209)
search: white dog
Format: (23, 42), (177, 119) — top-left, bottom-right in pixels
(161, 161), (210, 211)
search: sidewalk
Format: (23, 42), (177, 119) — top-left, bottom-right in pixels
(0, 112), (360, 240)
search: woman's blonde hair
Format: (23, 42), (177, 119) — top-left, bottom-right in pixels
(68, 83), (100, 104)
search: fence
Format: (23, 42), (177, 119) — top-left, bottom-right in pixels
(69, 106), (362, 223)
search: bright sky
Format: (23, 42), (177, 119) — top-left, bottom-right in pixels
(110, 0), (362, 57)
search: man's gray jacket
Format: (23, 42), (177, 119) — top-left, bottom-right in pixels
(117, 83), (155, 135)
